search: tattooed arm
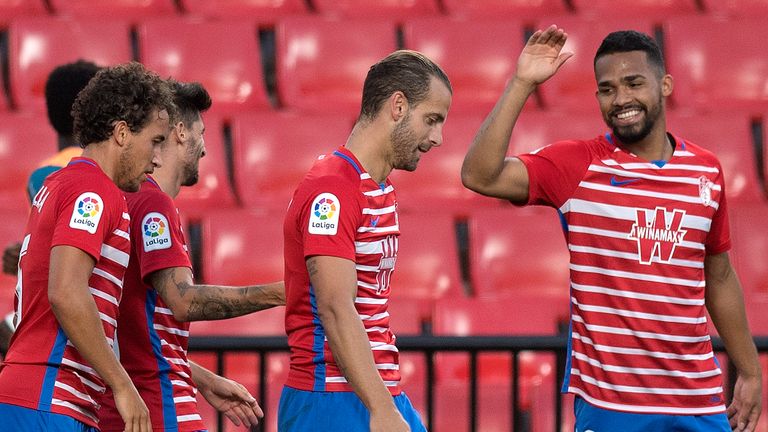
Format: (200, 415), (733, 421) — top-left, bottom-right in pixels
(147, 267), (285, 322)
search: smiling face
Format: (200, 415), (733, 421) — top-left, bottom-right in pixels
(115, 109), (169, 192)
(390, 77), (452, 172)
(595, 51), (672, 144)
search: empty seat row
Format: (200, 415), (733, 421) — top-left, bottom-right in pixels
(2, 15), (768, 116)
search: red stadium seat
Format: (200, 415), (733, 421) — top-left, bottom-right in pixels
(275, 17), (397, 115)
(0, 0), (46, 25)
(230, 111), (352, 210)
(0, 112), (58, 204)
(180, 0), (306, 20)
(469, 207), (571, 303)
(48, 0), (176, 19)
(312, 0), (439, 20)
(138, 18), (271, 115)
(701, 0), (768, 17)
(174, 114), (237, 214)
(730, 204), (768, 301)
(533, 16), (656, 113)
(509, 109), (607, 155)
(664, 17), (768, 112)
(666, 111), (765, 204)
(441, 0), (567, 20)
(402, 18), (527, 114)
(8, 17), (132, 111)
(570, 0), (698, 19)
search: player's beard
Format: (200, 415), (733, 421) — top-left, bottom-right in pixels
(391, 112), (421, 172)
(116, 142), (144, 192)
(609, 93), (663, 144)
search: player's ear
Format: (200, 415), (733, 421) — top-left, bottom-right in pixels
(112, 121), (129, 147)
(388, 91), (409, 122)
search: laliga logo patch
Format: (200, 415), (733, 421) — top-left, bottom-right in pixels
(308, 192), (340, 235)
(142, 212), (172, 252)
(69, 192), (103, 234)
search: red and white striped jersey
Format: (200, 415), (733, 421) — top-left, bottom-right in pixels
(98, 177), (200, 431)
(0, 158), (131, 427)
(284, 146), (402, 394)
(519, 133), (730, 415)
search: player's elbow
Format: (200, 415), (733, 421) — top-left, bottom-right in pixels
(167, 300), (192, 322)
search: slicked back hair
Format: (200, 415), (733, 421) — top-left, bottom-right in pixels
(168, 80), (212, 127)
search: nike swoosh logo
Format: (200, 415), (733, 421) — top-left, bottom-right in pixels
(610, 176), (640, 187)
(371, 216), (380, 227)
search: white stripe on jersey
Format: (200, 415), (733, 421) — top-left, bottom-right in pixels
(51, 399), (99, 424)
(54, 382), (96, 404)
(572, 299), (706, 324)
(92, 267), (123, 288)
(171, 380), (190, 387)
(72, 370), (106, 393)
(571, 282), (705, 306)
(366, 326), (388, 333)
(568, 225), (705, 251)
(571, 352), (720, 378)
(155, 307), (174, 315)
(357, 280), (379, 290)
(588, 165), (722, 190)
(355, 241), (383, 254)
(174, 396), (196, 404)
(572, 332), (714, 361)
(571, 369), (722, 396)
(89, 287), (119, 306)
(167, 358), (190, 366)
(363, 186), (394, 197)
(122, 212), (131, 220)
(356, 264), (380, 272)
(569, 263), (705, 288)
(177, 414), (202, 422)
(357, 225), (399, 234)
(100, 244), (129, 267)
(370, 342), (398, 352)
(161, 339), (185, 352)
(376, 363), (400, 370)
(569, 245), (704, 268)
(61, 358), (97, 376)
(360, 312), (389, 321)
(98, 312), (117, 327)
(562, 199), (713, 232)
(362, 205), (397, 215)
(602, 159), (720, 174)
(568, 387), (726, 415)
(154, 324), (190, 337)
(112, 229), (130, 240)
(578, 181), (719, 210)
(571, 315), (710, 342)
(355, 297), (387, 305)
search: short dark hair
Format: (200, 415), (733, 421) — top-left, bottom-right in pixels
(45, 60), (101, 137)
(594, 30), (665, 76)
(168, 80), (212, 126)
(359, 50), (451, 121)
(72, 62), (176, 147)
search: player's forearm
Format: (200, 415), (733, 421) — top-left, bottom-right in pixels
(319, 301), (397, 414)
(461, 77), (535, 193)
(189, 360), (216, 392)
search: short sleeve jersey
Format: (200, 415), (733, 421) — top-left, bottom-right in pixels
(97, 177), (200, 432)
(0, 157), (131, 427)
(518, 133), (730, 415)
(284, 147), (402, 394)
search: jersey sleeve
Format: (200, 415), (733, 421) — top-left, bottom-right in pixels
(50, 176), (123, 261)
(516, 139), (596, 208)
(130, 191), (192, 281)
(705, 167), (731, 254)
(298, 175), (361, 261)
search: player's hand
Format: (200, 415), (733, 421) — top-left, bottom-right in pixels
(370, 406), (410, 432)
(727, 373), (762, 431)
(514, 25), (573, 87)
(113, 383), (151, 432)
(200, 375), (263, 428)
(2, 242), (21, 275)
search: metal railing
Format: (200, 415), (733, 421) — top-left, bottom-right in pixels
(189, 335), (768, 432)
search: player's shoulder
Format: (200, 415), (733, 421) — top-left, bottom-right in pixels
(672, 135), (722, 167)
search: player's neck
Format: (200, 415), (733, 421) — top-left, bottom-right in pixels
(345, 122), (392, 183)
(149, 165), (181, 198)
(617, 126), (673, 163)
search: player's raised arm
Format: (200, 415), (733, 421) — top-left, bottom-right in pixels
(461, 25), (572, 202)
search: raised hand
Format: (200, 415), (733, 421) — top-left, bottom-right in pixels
(515, 25), (573, 87)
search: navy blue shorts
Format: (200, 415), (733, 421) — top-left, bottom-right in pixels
(278, 386), (426, 431)
(0, 402), (98, 432)
(574, 396), (730, 432)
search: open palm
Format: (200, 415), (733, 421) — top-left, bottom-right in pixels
(515, 25), (573, 86)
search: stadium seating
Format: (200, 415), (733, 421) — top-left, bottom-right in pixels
(469, 206), (571, 304)
(138, 19), (271, 115)
(174, 113), (237, 214)
(47, 0), (176, 19)
(402, 18), (527, 114)
(666, 111), (765, 204)
(180, 0), (306, 20)
(312, 0), (439, 20)
(275, 16), (397, 115)
(730, 204), (768, 300)
(664, 17), (768, 112)
(701, 0), (768, 17)
(7, 17), (132, 111)
(230, 111), (352, 210)
(509, 109), (608, 154)
(441, 0), (567, 21)
(0, 0), (46, 26)
(533, 16), (656, 113)
(0, 112), (58, 205)
(569, 0), (698, 19)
